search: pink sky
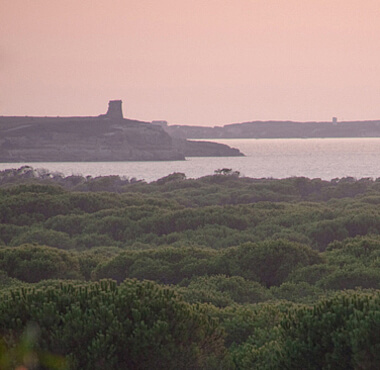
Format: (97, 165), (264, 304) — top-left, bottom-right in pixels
(1, 0), (380, 126)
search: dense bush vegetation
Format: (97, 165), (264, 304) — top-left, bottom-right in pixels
(277, 291), (380, 369)
(0, 280), (225, 369)
(2, 167), (380, 368)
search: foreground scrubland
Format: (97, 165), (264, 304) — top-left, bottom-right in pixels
(1, 167), (380, 369)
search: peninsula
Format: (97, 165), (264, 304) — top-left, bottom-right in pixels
(0, 101), (243, 162)
(163, 118), (380, 139)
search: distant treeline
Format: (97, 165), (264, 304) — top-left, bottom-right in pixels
(1, 167), (380, 368)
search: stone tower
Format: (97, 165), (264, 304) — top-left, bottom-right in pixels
(106, 100), (123, 119)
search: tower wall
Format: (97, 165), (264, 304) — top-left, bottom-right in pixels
(106, 100), (123, 119)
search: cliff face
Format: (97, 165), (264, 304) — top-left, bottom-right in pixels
(0, 116), (185, 162)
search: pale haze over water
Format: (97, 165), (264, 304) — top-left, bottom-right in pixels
(1, 138), (380, 182)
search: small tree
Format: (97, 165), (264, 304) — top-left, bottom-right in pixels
(214, 168), (240, 176)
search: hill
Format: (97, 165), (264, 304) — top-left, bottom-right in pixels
(165, 119), (380, 139)
(0, 101), (243, 162)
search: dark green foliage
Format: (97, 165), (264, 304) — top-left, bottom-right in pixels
(0, 270), (23, 290)
(317, 266), (380, 290)
(3, 168), (380, 204)
(0, 279), (226, 369)
(66, 192), (124, 213)
(93, 247), (220, 284)
(277, 291), (380, 369)
(305, 219), (349, 251)
(139, 205), (249, 236)
(286, 264), (336, 285)
(177, 275), (272, 307)
(10, 228), (73, 249)
(326, 235), (380, 263)
(211, 303), (287, 347)
(3, 170), (380, 368)
(3, 183), (65, 196)
(310, 236), (380, 290)
(44, 214), (87, 237)
(0, 192), (71, 225)
(220, 240), (322, 287)
(2, 173), (380, 295)
(0, 245), (82, 282)
(344, 211), (380, 237)
(73, 233), (117, 249)
(211, 301), (298, 369)
(77, 246), (123, 280)
(3, 173), (380, 252)
(270, 282), (325, 303)
(93, 241), (322, 288)
(0, 224), (27, 245)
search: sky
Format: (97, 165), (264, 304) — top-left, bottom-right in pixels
(1, 0), (380, 126)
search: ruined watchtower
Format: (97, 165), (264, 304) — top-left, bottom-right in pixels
(106, 100), (123, 119)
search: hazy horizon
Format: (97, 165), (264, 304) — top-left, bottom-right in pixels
(2, 0), (380, 126)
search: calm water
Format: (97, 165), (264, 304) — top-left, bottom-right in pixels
(1, 138), (380, 182)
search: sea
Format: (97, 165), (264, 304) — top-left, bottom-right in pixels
(1, 138), (380, 183)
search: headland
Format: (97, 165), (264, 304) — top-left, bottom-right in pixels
(0, 101), (243, 162)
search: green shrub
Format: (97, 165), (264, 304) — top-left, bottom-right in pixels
(220, 240), (322, 287)
(270, 282), (325, 303)
(317, 266), (380, 290)
(0, 279), (226, 369)
(178, 275), (272, 307)
(0, 245), (82, 282)
(277, 291), (380, 369)
(286, 264), (335, 285)
(10, 228), (73, 249)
